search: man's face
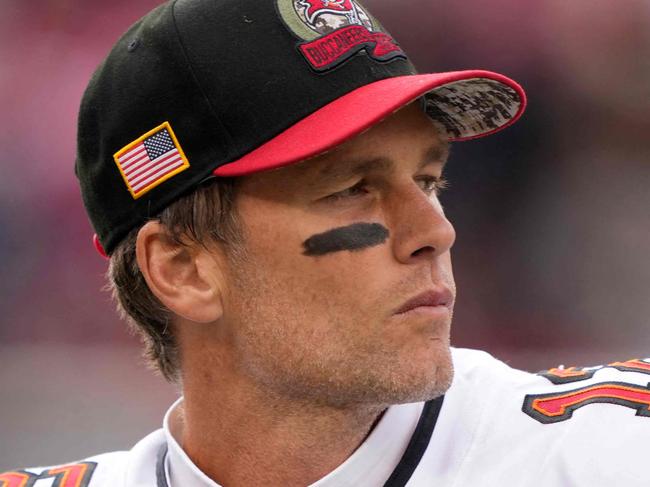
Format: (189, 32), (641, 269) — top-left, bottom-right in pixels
(220, 103), (456, 408)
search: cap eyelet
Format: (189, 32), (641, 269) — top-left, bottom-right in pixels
(127, 38), (140, 52)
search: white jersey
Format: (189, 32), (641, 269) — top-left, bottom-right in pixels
(4, 348), (650, 487)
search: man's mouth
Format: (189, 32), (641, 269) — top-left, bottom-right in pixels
(392, 288), (454, 315)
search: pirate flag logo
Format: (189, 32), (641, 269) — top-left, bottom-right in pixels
(297, 0), (371, 31)
(277, 0), (406, 71)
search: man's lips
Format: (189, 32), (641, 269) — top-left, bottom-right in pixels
(393, 288), (454, 315)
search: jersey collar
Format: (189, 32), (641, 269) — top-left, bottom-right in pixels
(159, 396), (442, 487)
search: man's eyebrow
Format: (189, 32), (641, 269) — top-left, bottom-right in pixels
(423, 140), (450, 169)
(315, 141), (450, 187)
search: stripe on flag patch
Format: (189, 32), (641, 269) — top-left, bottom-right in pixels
(113, 122), (190, 199)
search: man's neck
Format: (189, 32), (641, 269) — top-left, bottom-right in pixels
(180, 372), (384, 487)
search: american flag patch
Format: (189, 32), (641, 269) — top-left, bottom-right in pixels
(113, 122), (190, 199)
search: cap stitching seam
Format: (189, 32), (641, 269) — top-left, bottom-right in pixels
(169, 0), (238, 153)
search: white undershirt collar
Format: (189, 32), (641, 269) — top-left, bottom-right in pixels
(162, 397), (424, 487)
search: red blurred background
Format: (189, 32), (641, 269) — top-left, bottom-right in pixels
(1, 0), (648, 470)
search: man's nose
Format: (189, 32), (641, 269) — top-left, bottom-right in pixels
(388, 184), (456, 264)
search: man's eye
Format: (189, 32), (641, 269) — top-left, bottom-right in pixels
(327, 181), (368, 200)
(326, 176), (448, 201)
(417, 175), (449, 196)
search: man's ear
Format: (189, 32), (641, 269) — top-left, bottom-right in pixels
(135, 221), (224, 323)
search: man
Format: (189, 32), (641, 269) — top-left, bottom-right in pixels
(3, 0), (648, 486)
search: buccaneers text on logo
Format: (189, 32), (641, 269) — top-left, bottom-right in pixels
(277, 0), (406, 71)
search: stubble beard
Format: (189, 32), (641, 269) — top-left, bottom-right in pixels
(231, 292), (455, 410)
(224, 248), (455, 411)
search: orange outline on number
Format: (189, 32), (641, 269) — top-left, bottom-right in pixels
(47, 463), (91, 487)
(0, 461), (96, 487)
(0, 471), (34, 487)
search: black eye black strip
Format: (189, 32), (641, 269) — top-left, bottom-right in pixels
(302, 222), (389, 256)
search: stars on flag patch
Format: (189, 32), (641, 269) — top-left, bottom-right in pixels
(113, 122), (190, 199)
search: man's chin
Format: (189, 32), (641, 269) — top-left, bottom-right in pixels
(413, 361), (454, 403)
(362, 344), (454, 407)
(264, 340), (454, 409)
(397, 356), (454, 404)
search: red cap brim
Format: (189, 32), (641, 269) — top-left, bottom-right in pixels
(214, 70), (526, 177)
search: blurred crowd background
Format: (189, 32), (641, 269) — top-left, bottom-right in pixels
(1, 0), (649, 470)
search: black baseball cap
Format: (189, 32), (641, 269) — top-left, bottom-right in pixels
(76, 0), (526, 257)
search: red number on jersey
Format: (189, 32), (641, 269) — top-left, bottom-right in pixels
(0, 471), (36, 487)
(539, 358), (650, 384)
(523, 381), (650, 424)
(0, 462), (96, 487)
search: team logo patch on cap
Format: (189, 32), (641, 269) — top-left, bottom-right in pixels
(277, 0), (406, 71)
(113, 122), (189, 199)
